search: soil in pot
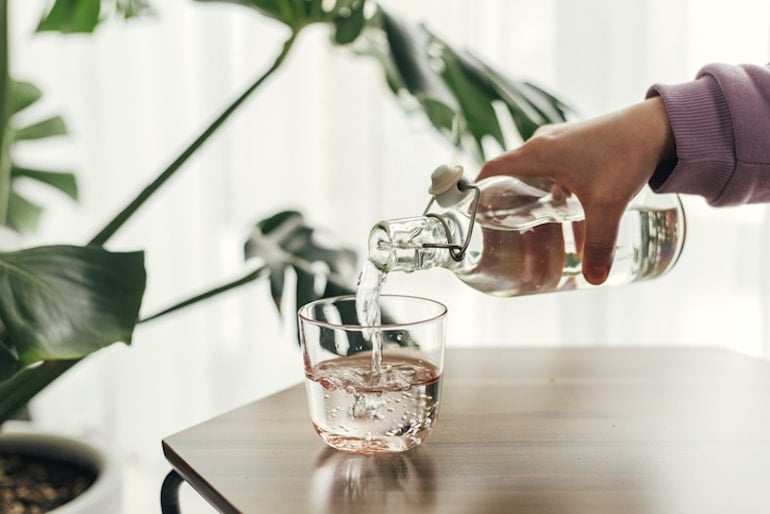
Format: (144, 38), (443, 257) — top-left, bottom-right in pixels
(0, 451), (97, 513)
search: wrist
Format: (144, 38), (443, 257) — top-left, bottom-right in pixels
(641, 96), (677, 187)
(641, 96), (676, 163)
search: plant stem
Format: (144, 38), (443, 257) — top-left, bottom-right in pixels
(140, 265), (268, 323)
(0, 360), (76, 425)
(0, 0), (11, 226)
(89, 32), (298, 246)
(0, 267), (269, 424)
(0, 33), (301, 425)
(0, 255), (339, 423)
(0, 242), (352, 423)
(0, 266), (270, 424)
(140, 238), (355, 323)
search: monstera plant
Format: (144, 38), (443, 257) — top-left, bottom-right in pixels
(0, 0), (570, 427)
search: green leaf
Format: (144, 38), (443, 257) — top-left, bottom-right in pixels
(439, 44), (505, 159)
(517, 80), (572, 124)
(5, 80), (77, 235)
(244, 210), (357, 315)
(115, 0), (153, 18)
(267, 260), (285, 311)
(37, 0), (101, 34)
(195, 0), (346, 30)
(6, 191), (43, 235)
(459, 53), (571, 142)
(194, 0), (300, 28)
(422, 98), (458, 141)
(9, 80), (42, 115)
(12, 166), (78, 200)
(379, 9), (458, 134)
(0, 337), (19, 383)
(14, 116), (67, 141)
(0, 245), (146, 367)
(332, 0), (366, 45)
(353, 9), (571, 159)
(294, 266), (317, 321)
(243, 210), (415, 351)
(349, 20), (402, 95)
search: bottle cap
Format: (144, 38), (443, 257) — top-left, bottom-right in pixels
(429, 164), (473, 207)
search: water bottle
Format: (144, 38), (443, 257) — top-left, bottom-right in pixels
(366, 164), (685, 297)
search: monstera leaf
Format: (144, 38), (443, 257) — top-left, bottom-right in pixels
(6, 79), (77, 234)
(244, 210), (357, 315)
(195, 0), (366, 40)
(363, 8), (572, 160)
(374, 9), (459, 142)
(194, 0), (572, 162)
(243, 210), (419, 353)
(0, 245), (146, 380)
(36, 0), (152, 33)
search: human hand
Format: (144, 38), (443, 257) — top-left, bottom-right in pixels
(477, 97), (675, 284)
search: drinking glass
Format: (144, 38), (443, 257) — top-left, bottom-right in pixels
(298, 295), (447, 454)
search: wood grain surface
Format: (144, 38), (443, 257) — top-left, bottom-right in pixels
(163, 347), (770, 513)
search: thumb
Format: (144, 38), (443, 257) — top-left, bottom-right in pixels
(477, 151), (520, 181)
(581, 208), (622, 285)
(478, 124), (563, 181)
(477, 146), (545, 181)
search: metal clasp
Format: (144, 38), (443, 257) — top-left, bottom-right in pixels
(421, 182), (481, 262)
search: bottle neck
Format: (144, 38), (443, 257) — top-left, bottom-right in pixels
(368, 215), (456, 273)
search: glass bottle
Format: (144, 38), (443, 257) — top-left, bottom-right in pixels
(367, 165), (685, 297)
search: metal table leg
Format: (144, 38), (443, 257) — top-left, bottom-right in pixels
(160, 469), (185, 514)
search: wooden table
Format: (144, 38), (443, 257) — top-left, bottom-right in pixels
(162, 347), (770, 513)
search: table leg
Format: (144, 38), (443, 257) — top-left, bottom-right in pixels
(160, 469), (184, 514)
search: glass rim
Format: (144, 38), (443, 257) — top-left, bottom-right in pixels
(297, 294), (447, 331)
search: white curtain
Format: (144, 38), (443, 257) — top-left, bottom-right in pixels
(8, 0), (770, 510)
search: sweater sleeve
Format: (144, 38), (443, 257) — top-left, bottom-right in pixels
(646, 63), (770, 206)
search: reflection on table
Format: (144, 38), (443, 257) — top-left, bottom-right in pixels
(310, 448), (435, 514)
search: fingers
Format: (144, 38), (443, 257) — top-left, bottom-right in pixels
(581, 207), (622, 285)
(477, 125), (562, 181)
(477, 148), (523, 181)
(478, 122), (624, 286)
(477, 144), (548, 182)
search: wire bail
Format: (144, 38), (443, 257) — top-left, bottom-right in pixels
(421, 182), (481, 262)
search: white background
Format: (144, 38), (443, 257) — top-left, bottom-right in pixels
(8, 0), (770, 511)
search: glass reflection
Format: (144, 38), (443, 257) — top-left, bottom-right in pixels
(309, 448), (436, 513)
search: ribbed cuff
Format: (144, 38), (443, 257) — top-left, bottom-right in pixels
(646, 76), (735, 204)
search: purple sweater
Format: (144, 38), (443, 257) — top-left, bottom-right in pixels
(646, 63), (770, 205)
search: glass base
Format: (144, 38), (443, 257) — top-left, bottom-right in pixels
(316, 430), (428, 454)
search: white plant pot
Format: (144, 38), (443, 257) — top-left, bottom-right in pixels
(0, 423), (122, 513)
